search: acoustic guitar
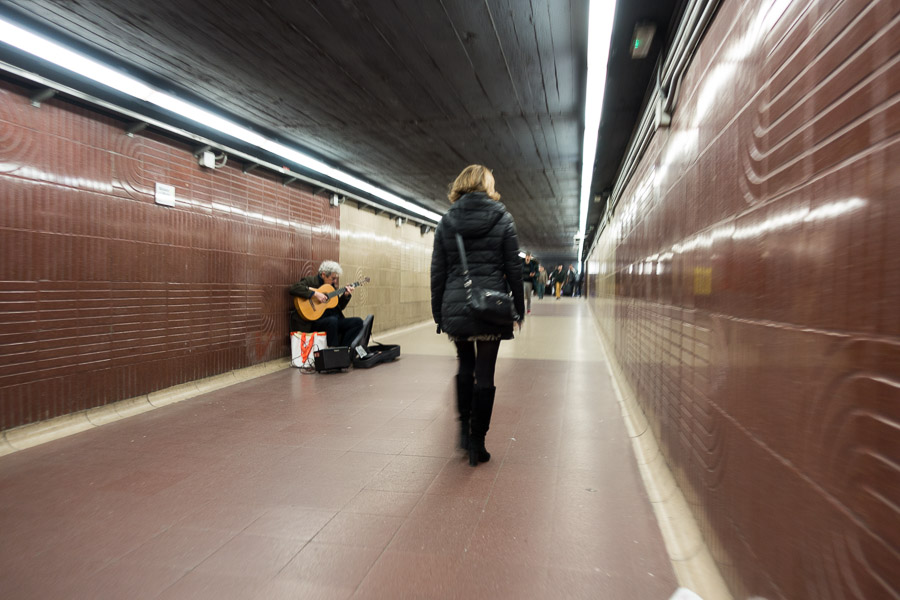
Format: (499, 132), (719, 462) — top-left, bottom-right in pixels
(294, 277), (370, 321)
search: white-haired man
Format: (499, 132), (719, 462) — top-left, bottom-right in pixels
(290, 260), (363, 347)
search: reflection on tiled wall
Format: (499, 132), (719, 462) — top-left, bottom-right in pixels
(338, 205), (433, 333)
(587, 0), (899, 598)
(0, 80), (340, 430)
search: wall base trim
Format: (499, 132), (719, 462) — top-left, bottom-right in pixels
(592, 313), (733, 600)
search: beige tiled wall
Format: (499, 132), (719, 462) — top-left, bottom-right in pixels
(339, 205), (434, 334)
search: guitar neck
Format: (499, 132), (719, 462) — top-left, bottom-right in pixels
(325, 279), (366, 300)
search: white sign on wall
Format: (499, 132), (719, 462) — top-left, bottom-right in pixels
(155, 183), (176, 207)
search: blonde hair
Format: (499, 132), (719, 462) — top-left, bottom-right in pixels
(447, 165), (500, 203)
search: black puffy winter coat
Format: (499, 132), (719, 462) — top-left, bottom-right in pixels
(430, 192), (525, 339)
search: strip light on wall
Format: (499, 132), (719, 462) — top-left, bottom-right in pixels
(0, 16), (442, 223)
(578, 0), (617, 267)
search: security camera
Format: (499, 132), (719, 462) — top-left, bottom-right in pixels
(198, 151), (216, 168)
(198, 150), (226, 169)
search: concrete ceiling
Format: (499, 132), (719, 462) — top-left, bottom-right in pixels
(1, 0), (680, 267)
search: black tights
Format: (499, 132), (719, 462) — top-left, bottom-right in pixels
(455, 340), (501, 389)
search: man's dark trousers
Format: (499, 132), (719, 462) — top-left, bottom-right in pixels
(318, 316), (364, 347)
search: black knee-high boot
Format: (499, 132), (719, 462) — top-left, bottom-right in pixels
(456, 375), (474, 450)
(468, 386), (495, 466)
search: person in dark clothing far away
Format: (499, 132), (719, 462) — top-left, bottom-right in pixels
(564, 264), (577, 296)
(289, 260), (363, 347)
(574, 270), (585, 297)
(521, 252), (538, 314)
(430, 165), (524, 467)
(551, 264), (566, 300)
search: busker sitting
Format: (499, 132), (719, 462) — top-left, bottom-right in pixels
(289, 260), (363, 347)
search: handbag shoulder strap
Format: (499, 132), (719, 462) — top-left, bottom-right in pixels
(454, 233), (470, 274)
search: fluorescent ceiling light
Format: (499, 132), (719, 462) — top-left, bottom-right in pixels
(577, 0), (617, 265)
(0, 15), (441, 222)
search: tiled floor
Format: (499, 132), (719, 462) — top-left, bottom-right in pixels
(0, 298), (678, 599)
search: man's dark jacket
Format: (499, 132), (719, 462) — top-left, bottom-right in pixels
(522, 258), (538, 283)
(430, 192), (525, 339)
(289, 274), (351, 333)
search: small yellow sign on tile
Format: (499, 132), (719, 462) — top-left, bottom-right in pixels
(693, 267), (712, 295)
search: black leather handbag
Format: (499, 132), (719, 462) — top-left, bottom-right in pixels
(455, 233), (519, 326)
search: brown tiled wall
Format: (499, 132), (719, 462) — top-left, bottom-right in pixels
(587, 0), (899, 597)
(0, 80), (345, 430)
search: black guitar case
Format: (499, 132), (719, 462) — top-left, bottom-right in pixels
(349, 315), (400, 369)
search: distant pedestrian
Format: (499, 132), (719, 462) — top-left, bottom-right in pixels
(521, 252), (538, 314)
(551, 264), (565, 300)
(564, 264), (577, 296)
(574, 270), (585, 297)
(537, 265), (548, 300)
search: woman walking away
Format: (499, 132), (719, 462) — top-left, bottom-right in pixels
(431, 165), (525, 466)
